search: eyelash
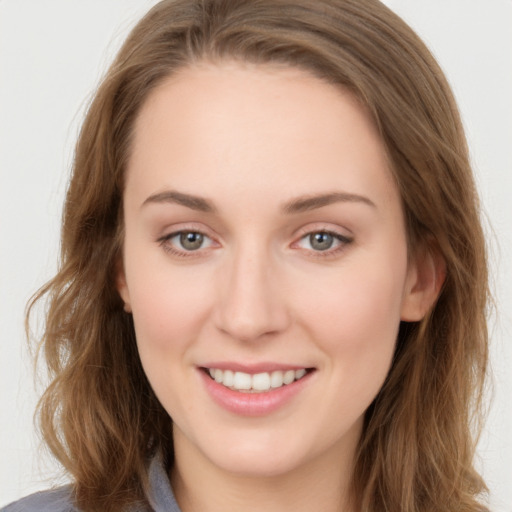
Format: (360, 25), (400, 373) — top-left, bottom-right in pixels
(157, 228), (353, 259)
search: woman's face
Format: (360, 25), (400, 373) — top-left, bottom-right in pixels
(118, 62), (428, 478)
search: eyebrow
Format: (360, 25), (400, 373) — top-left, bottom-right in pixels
(282, 192), (376, 214)
(142, 190), (216, 213)
(141, 189), (376, 214)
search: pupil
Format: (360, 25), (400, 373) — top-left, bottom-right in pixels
(310, 232), (333, 251)
(180, 232), (203, 250)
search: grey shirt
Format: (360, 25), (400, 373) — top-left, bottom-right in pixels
(0, 453), (181, 512)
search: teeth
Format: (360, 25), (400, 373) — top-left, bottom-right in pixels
(252, 372), (271, 391)
(295, 368), (306, 379)
(270, 371), (283, 388)
(207, 368), (309, 393)
(283, 370), (295, 385)
(233, 371), (252, 390)
(223, 369), (234, 387)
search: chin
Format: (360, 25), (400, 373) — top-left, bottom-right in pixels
(193, 429), (320, 479)
(213, 448), (306, 479)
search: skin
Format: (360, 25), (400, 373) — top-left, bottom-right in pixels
(117, 61), (441, 512)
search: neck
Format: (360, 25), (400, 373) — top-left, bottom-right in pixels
(170, 427), (358, 512)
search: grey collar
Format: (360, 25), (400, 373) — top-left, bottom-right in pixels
(146, 452), (182, 512)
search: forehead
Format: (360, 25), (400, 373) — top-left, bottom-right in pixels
(126, 61), (398, 211)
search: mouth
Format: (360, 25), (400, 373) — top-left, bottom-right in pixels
(202, 367), (315, 393)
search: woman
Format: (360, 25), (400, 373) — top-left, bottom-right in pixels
(2, 0), (490, 511)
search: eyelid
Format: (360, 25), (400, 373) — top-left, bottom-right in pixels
(292, 223), (353, 241)
(156, 221), (218, 240)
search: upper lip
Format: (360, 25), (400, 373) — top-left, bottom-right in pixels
(200, 362), (314, 374)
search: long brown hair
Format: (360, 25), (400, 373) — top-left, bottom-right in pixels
(28, 1), (490, 510)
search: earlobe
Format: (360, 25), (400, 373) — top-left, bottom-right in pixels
(115, 259), (132, 313)
(400, 246), (446, 322)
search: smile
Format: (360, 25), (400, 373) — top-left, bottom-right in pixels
(206, 368), (310, 393)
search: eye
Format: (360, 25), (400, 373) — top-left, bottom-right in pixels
(160, 230), (215, 254)
(307, 232), (335, 251)
(295, 230), (352, 253)
(175, 231), (207, 251)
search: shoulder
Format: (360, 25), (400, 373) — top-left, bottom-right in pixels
(0, 485), (79, 512)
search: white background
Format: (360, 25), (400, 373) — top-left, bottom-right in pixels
(1, 1), (510, 509)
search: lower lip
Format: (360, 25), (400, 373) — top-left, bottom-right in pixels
(199, 369), (315, 417)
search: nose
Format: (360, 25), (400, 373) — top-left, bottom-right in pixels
(213, 243), (290, 342)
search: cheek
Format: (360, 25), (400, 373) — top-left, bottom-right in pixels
(125, 255), (215, 356)
(294, 249), (407, 375)
(126, 263), (216, 412)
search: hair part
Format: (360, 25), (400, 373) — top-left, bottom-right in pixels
(28, 1), (490, 510)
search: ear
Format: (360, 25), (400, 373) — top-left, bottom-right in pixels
(115, 258), (132, 313)
(400, 245), (446, 321)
